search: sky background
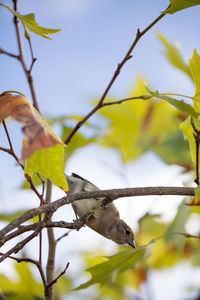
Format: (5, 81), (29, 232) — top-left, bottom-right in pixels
(1, 1), (200, 299)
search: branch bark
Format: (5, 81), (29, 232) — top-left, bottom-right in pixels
(0, 186), (195, 244)
(45, 180), (56, 300)
(0, 213), (52, 263)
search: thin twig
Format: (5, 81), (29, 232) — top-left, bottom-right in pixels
(152, 231), (200, 243)
(0, 253), (47, 287)
(1, 121), (44, 202)
(2, 120), (20, 163)
(0, 47), (19, 59)
(47, 262), (70, 289)
(64, 9), (167, 145)
(0, 147), (12, 154)
(56, 230), (73, 243)
(0, 213), (52, 263)
(0, 292), (7, 300)
(1, 220), (84, 246)
(102, 95), (151, 107)
(12, 0), (39, 111)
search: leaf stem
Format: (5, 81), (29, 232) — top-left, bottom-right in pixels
(160, 93), (194, 101)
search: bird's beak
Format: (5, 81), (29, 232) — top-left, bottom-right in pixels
(127, 239), (136, 249)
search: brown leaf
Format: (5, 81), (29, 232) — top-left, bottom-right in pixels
(0, 94), (61, 160)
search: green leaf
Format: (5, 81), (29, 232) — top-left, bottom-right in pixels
(189, 49), (200, 112)
(152, 130), (191, 166)
(163, 0), (200, 14)
(180, 116), (196, 163)
(0, 3), (61, 39)
(99, 78), (191, 166)
(138, 214), (167, 237)
(157, 32), (192, 79)
(166, 201), (190, 253)
(148, 88), (199, 118)
(189, 186), (200, 205)
(74, 246), (151, 290)
(24, 144), (68, 192)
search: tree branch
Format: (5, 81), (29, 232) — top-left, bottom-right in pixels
(102, 95), (151, 107)
(1, 220), (84, 246)
(12, 0), (39, 111)
(45, 180), (56, 300)
(0, 254), (47, 287)
(0, 186), (195, 243)
(0, 47), (19, 59)
(46, 262), (70, 289)
(64, 10), (167, 145)
(0, 213), (52, 263)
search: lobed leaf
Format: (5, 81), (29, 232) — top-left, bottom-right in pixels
(157, 32), (192, 80)
(0, 94), (68, 191)
(179, 116), (196, 163)
(74, 246), (151, 290)
(163, 0), (200, 14)
(0, 3), (60, 39)
(189, 49), (200, 112)
(99, 78), (191, 166)
(0, 94), (63, 160)
(25, 144), (68, 192)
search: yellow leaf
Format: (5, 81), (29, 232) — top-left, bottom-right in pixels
(25, 144), (68, 192)
(189, 49), (200, 112)
(179, 117), (196, 163)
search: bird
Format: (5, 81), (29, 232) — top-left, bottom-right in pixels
(65, 173), (136, 248)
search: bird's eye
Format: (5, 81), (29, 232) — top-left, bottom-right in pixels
(126, 229), (131, 235)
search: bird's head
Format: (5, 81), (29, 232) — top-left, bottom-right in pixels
(107, 219), (136, 248)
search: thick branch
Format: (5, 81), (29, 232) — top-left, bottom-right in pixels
(45, 180), (55, 300)
(0, 186), (195, 242)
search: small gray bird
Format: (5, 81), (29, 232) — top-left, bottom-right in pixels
(66, 173), (136, 248)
